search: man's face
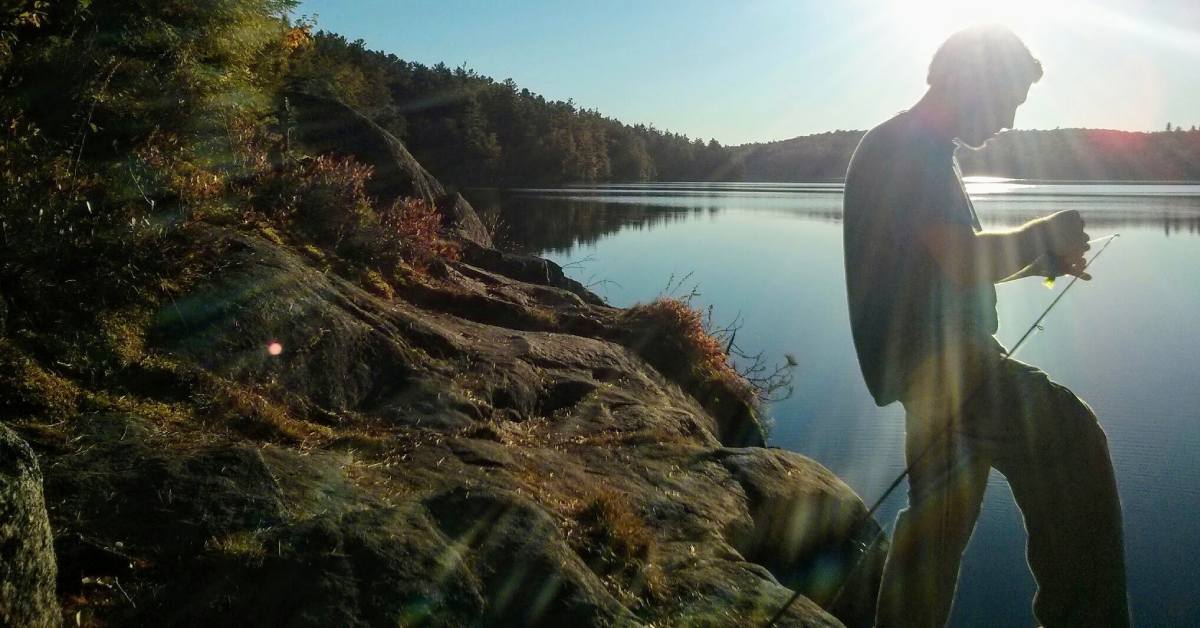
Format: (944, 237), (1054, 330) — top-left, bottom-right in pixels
(956, 81), (1032, 149)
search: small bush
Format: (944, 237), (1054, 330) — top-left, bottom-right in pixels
(270, 155), (376, 248)
(622, 298), (750, 399)
(133, 136), (228, 219)
(374, 197), (461, 274)
(249, 152), (458, 282)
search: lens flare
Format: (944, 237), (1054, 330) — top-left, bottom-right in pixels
(267, 341), (283, 356)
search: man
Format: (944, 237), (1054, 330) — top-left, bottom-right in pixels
(842, 25), (1129, 627)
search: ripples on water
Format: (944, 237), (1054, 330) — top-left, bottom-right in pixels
(467, 182), (1200, 627)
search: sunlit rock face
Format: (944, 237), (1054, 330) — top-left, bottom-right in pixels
(0, 425), (57, 628)
(118, 226), (867, 626)
(6, 123), (880, 626)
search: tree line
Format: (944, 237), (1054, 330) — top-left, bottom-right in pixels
(735, 127), (1200, 182)
(287, 31), (742, 186)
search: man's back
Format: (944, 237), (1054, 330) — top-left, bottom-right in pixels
(842, 111), (997, 406)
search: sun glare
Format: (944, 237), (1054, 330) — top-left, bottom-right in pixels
(884, 0), (1061, 46)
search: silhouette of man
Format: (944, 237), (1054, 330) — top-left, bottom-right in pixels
(842, 25), (1129, 627)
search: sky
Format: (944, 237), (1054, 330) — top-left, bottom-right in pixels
(294, 0), (1200, 146)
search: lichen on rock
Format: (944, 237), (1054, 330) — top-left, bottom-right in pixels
(0, 425), (57, 628)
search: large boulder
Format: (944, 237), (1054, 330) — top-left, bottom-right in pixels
(715, 447), (887, 628)
(44, 413), (289, 576)
(285, 91), (444, 207)
(157, 487), (638, 628)
(150, 228), (430, 416)
(460, 242), (605, 306)
(18, 221), (880, 625)
(285, 91), (493, 248)
(0, 424), (58, 628)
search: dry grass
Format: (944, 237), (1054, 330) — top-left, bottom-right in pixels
(0, 339), (82, 422)
(571, 487), (666, 606)
(509, 457), (667, 607)
(95, 308), (152, 368)
(182, 369), (334, 445)
(83, 391), (192, 426)
(360, 268), (395, 300)
(622, 298), (755, 405)
(204, 530), (268, 567)
(624, 298), (729, 375)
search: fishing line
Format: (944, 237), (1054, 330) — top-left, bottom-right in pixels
(764, 233), (1120, 627)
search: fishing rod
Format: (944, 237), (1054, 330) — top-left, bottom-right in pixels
(764, 233), (1120, 627)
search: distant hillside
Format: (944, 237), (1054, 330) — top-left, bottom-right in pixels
(735, 131), (865, 182)
(957, 128), (1200, 181)
(736, 128), (1200, 182)
(289, 32), (741, 186)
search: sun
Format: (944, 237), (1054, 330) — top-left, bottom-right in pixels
(882, 0), (1066, 48)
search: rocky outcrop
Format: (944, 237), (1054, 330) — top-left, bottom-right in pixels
(0, 108), (884, 625)
(461, 241), (606, 307)
(0, 424), (57, 628)
(0, 223), (885, 625)
(148, 226), (869, 624)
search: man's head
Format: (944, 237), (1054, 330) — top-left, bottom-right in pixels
(927, 25), (1043, 148)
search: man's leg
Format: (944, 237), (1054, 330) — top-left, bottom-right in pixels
(973, 359), (1129, 628)
(875, 412), (991, 628)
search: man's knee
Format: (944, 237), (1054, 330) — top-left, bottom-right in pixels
(1005, 363), (1105, 447)
(1047, 380), (1108, 446)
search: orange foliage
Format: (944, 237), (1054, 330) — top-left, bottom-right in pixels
(282, 25), (312, 52)
(377, 197), (461, 273)
(624, 298), (734, 378)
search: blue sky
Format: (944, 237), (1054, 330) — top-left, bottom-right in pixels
(294, 0), (1200, 145)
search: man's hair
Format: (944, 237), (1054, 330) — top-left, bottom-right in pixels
(927, 25), (1043, 96)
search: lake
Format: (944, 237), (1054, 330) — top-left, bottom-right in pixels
(466, 181), (1200, 628)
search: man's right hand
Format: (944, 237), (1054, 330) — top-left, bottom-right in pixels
(1040, 210), (1090, 278)
(1042, 210), (1090, 257)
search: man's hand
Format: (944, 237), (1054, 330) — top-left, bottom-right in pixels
(1026, 251), (1092, 281)
(1042, 210), (1090, 255)
(1039, 210), (1090, 279)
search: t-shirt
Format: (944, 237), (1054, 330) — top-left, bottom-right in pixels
(842, 111), (998, 407)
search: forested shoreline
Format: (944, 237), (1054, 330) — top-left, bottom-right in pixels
(296, 33), (1200, 187)
(291, 31), (742, 186)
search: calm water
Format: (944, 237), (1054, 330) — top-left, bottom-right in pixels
(468, 181), (1200, 628)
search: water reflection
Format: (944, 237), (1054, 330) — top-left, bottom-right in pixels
(465, 182), (1200, 628)
(469, 183), (1200, 256)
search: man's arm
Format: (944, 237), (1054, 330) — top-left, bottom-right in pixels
(918, 210), (1090, 286)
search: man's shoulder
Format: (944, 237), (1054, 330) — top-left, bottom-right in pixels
(854, 112), (927, 162)
(847, 112), (915, 188)
(849, 112), (952, 185)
